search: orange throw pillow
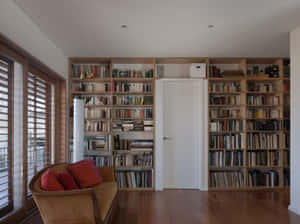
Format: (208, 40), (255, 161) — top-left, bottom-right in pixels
(41, 169), (64, 191)
(67, 161), (102, 188)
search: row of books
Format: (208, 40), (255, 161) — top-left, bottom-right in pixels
(209, 151), (243, 167)
(83, 95), (153, 106)
(114, 152), (152, 167)
(73, 83), (110, 92)
(84, 136), (106, 151)
(112, 95), (153, 105)
(85, 108), (109, 119)
(72, 64), (110, 78)
(247, 151), (279, 166)
(209, 95), (240, 105)
(210, 109), (240, 119)
(246, 133), (279, 149)
(209, 171), (244, 188)
(209, 120), (243, 132)
(112, 82), (152, 93)
(116, 171), (152, 189)
(209, 82), (241, 93)
(283, 151), (290, 166)
(84, 155), (111, 167)
(209, 66), (223, 78)
(247, 120), (282, 131)
(85, 120), (109, 132)
(248, 170), (279, 187)
(283, 133), (290, 148)
(284, 168), (290, 186)
(85, 96), (110, 105)
(247, 82), (275, 92)
(112, 120), (153, 132)
(247, 109), (280, 119)
(113, 137), (153, 151)
(247, 65), (279, 78)
(209, 134), (245, 149)
(247, 95), (280, 105)
(111, 109), (152, 119)
(284, 83), (290, 92)
(112, 68), (154, 78)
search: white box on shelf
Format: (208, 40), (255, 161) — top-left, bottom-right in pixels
(190, 63), (206, 78)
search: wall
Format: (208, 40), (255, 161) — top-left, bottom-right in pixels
(289, 26), (300, 215)
(0, 0), (67, 78)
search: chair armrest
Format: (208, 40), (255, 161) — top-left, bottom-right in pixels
(97, 166), (115, 182)
(32, 189), (97, 224)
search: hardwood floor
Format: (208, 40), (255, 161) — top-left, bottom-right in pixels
(24, 190), (300, 224)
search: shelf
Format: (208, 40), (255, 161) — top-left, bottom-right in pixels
(113, 149), (153, 153)
(209, 118), (242, 120)
(85, 104), (153, 108)
(112, 78), (154, 82)
(246, 77), (282, 81)
(115, 166), (153, 169)
(112, 92), (153, 95)
(209, 186), (285, 191)
(84, 151), (111, 156)
(208, 78), (243, 81)
(209, 92), (242, 95)
(72, 91), (111, 95)
(119, 188), (154, 191)
(112, 118), (153, 121)
(246, 91), (281, 94)
(246, 130), (283, 133)
(247, 104), (282, 107)
(209, 131), (243, 133)
(72, 78), (111, 82)
(209, 104), (242, 107)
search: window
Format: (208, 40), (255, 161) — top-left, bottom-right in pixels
(0, 57), (13, 216)
(26, 72), (52, 197)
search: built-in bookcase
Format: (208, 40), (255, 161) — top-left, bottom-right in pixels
(208, 58), (290, 190)
(69, 58), (155, 191)
(69, 57), (290, 192)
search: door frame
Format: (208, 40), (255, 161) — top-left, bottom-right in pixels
(155, 79), (209, 191)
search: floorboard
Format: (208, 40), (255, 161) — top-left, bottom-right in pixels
(23, 190), (300, 224)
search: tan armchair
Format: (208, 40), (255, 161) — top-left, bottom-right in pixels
(29, 163), (119, 224)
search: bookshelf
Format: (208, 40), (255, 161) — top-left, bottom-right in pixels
(208, 58), (290, 190)
(69, 58), (155, 191)
(68, 57), (290, 191)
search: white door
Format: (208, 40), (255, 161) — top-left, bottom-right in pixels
(162, 80), (203, 189)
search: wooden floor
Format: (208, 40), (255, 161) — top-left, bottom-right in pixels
(24, 190), (300, 224)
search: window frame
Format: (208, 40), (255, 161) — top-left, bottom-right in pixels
(0, 56), (14, 217)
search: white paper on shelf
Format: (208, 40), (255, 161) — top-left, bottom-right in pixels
(73, 99), (85, 162)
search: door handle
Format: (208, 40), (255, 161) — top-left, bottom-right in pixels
(163, 136), (172, 141)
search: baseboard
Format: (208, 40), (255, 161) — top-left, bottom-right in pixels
(289, 205), (300, 216)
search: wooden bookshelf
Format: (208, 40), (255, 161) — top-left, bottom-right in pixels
(68, 58), (155, 191)
(68, 57), (290, 192)
(208, 58), (290, 190)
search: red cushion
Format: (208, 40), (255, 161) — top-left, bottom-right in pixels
(72, 159), (103, 183)
(67, 161), (102, 188)
(41, 169), (64, 191)
(57, 170), (79, 190)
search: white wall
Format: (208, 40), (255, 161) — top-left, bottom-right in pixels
(289, 26), (300, 216)
(0, 0), (67, 78)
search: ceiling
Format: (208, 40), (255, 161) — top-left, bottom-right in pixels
(14, 0), (300, 58)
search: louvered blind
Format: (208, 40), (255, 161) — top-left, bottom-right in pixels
(27, 73), (51, 196)
(0, 57), (13, 215)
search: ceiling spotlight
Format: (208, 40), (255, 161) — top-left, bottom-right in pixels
(121, 24), (127, 28)
(208, 25), (214, 29)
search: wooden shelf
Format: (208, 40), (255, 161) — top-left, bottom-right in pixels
(208, 59), (290, 190)
(112, 92), (153, 95)
(72, 78), (111, 82)
(112, 78), (154, 82)
(72, 91), (111, 95)
(119, 188), (154, 191)
(113, 149), (153, 153)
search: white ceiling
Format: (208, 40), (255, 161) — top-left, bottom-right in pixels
(14, 0), (300, 58)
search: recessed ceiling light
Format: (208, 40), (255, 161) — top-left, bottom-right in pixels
(208, 25), (214, 29)
(121, 24), (127, 28)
